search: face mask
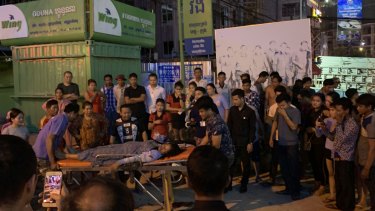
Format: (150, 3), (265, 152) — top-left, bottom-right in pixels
(328, 88), (334, 92)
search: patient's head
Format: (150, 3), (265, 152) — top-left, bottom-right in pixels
(158, 142), (182, 157)
(187, 146), (229, 198)
(62, 176), (134, 211)
(0, 135), (37, 211)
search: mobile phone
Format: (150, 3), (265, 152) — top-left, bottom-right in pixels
(317, 114), (325, 123)
(42, 171), (63, 208)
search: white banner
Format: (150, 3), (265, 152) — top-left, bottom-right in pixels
(215, 19), (312, 87)
(0, 5), (28, 40)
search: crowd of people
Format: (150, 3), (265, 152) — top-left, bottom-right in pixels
(0, 67), (375, 211)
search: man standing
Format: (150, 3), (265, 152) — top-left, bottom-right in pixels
(113, 74), (127, 114)
(187, 146), (230, 211)
(301, 77), (316, 96)
(33, 103), (79, 170)
(216, 71), (231, 106)
(319, 79), (339, 99)
(242, 79), (263, 181)
(253, 71), (269, 95)
(265, 74), (282, 112)
(228, 89), (256, 193)
(189, 67), (208, 88)
(327, 98), (359, 210)
(146, 73), (166, 114)
(57, 71), (80, 103)
(101, 74), (118, 135)
(269, 93), (301, 200)
(357, 94), (375, 210)
(124, 73), (147, 128)
(242, 79), (261, 112)
(253, 71), (269, 120)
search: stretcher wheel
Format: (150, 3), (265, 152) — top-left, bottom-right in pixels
(170, 163), (184, 184)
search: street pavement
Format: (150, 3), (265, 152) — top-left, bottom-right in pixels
(134, 175), (370, 211)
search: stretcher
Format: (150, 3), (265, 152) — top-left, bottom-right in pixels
(57, 146), (195, 211)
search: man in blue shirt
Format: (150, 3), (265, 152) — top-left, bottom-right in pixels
(101, 74), (118, 136)
(33, 103), (79, 170)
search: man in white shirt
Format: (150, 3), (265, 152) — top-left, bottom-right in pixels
(216, 71), (231, 106)
(113, 74), (128, 113)
(146, 73), (166, 114)
(189, 67), (208, 88)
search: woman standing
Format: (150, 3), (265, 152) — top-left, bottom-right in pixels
(316, 105), (337, 203)
(305, 93), (328, 196)
(42, 88), (71, 114)
(166, 81), (186, 142)
(84, 79), (106, 114)
(206, 83), (229, 122)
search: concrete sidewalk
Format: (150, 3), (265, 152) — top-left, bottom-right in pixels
(133, 176), (339, 211)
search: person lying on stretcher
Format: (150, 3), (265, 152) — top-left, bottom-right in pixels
(55, 140), (182, 170)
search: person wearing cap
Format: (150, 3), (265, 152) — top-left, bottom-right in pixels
(114, 74), (128, 114)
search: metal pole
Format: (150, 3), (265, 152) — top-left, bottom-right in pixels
(177, 0), (185, 84)
(300, 0), (303, 19)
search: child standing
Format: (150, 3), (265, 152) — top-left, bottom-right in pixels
(84, 79), (106, 114)
(148, 98), (172, 143)
(166, 81), (186, 142)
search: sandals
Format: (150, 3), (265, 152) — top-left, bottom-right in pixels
(323, 197), (336, 203)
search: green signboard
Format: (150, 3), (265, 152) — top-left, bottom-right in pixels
(90, 0), (155, 48)
(183, 0), (213, 39)
(0, 0), (86, 46)
(0, 0), (155, 48)
(183, 0), (213, 56)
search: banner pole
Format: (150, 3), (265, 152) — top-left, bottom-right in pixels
(178, 0), (185, 84)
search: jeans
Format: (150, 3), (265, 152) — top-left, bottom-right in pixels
(335, 160), (355, 211)
(309, 141), (328, 186)
(231, 145), (252, 187)
(105, 110), (118, 136)
(270, 140), (279, 182)
(366, 166), (375, 211)
(278, 144), (300, 197)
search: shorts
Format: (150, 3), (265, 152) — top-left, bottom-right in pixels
(171, 113), (186, 129)
(250, 141), (260, 162)
(324, 148), (333, 160)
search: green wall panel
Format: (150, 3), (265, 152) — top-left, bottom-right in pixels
(11, 41), (141, 132)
